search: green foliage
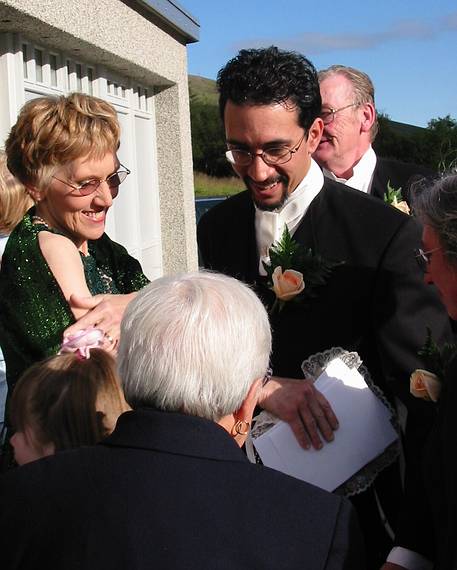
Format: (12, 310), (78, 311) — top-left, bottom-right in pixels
(384, 180), (404, 204)
(420, 115), (457, 173)
(371, 112), (457, 172)
(190, 97), (232, 177)
(374, 113), (428, 167)
(418, 327), (457, 379)
(189, 76), (232, 177)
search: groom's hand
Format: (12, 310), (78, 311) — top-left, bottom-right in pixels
(258, 376), (339, 450)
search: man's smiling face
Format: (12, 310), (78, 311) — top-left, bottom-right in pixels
(224, 100), (322, 211)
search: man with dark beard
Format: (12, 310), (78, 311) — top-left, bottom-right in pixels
(197, 46), (451, 570)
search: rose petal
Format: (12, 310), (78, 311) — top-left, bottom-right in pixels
(410, 369), (441, 402)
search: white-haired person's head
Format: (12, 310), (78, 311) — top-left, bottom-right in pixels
(118, 271), (271, 444)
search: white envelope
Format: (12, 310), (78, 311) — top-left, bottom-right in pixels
(252, 357), (398, 491)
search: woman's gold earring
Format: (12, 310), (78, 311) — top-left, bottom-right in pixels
(233, 419), (250, 436)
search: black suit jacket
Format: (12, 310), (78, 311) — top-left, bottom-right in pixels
(198, 179), (452, 556)
(198, 179), (449, 397)
(0, 409), (364, 570)
(370, 156), (434, 203)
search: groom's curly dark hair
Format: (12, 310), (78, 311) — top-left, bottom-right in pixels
(217, 46), (321, 131)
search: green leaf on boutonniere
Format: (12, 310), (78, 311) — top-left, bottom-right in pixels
(384, 180), (404, 205)
(418, 326), (457, 380)
(262, 226), (343, 313)
(384, 180), (410, 214)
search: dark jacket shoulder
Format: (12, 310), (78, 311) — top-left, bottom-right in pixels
(371, 156), (435, 202)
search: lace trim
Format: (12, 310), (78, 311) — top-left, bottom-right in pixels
(245, 347), (400, 497)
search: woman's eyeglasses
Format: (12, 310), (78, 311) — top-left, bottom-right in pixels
(414, 247), (441, 272)
(52, 164), (130, 197)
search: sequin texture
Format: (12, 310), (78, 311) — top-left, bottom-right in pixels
(0, 208), (150, 392)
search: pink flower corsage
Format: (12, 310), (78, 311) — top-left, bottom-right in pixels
(59, 328), (105, 359)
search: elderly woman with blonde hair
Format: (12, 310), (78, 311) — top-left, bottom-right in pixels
(0, 94), (149, 401)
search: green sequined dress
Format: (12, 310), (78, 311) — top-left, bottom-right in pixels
(0, 209), (150, 391)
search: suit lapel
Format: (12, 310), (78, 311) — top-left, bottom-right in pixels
(291, 183), (325, 250)
(227, 193), (259, 284)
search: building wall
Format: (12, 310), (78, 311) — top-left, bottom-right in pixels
(0, 0), (198, 275)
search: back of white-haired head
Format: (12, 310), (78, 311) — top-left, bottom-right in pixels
(118, 271), (271, 422)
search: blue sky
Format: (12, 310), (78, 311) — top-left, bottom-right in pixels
(182, 0), (457, 127)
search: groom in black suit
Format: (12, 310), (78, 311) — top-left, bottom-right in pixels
(197, 46), (451, 569)
(314, 64), (433, 204)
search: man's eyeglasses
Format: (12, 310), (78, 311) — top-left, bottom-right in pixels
(52, 164), (131, 197)
(414, 247), (441, 272)
(225, 133), (306, 167)
(320, 103), (359, 125)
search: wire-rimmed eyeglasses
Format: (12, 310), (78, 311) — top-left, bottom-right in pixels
(320, 103), (359, 125)
(52, 164), (131, 197)
(414, 247), (441, 272)
(262, 367), (273, 388)
(225, 133), (306, 167)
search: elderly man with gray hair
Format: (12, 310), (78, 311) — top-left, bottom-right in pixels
(0, 271), (364, 570)
(313, 64), (432, 202)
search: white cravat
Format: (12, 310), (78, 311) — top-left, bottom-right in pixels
(323, 146), (377, 194)
(255, 159), (324, 276)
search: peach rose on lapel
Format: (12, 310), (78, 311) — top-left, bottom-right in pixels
(410, 369), (441, 402)
(272, 267), (305, 301)
(392, 196), (410, 215)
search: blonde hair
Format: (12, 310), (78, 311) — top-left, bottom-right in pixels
(5, 93), (120, 191)
(318, 65), (379, 141)
(0, 151), (32, 234)
(10, 349), (129, 452)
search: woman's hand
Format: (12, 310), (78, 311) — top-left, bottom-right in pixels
(64, 292), (137, 351)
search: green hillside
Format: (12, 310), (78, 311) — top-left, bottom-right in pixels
(188, 75), (218, 105)
(388, 120), (426, 139)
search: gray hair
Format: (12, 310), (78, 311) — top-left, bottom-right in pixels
(318, 64), (378, 141)
(118, 271), (271, 421)
(412, 173), (457, 268)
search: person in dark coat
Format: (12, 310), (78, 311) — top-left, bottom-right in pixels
(197, 46), (452, 568)
(0, 271), (364, 570)
(383, 173), (457, 570)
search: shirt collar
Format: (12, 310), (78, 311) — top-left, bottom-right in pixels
(255, 159), (324, 275)
(323, 146), (377, 194)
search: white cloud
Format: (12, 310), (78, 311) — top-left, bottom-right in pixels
(234, 13), (457, 55)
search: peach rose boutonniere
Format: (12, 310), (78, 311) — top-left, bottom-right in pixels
(263, 226), (342, 313)
(410, 327), (457, 402)
(384, 180), (410, 215)
(410, 369), (441, 402)
(272, 267), (305, 301)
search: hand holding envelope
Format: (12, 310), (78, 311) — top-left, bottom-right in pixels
(252, 357), (399, 492)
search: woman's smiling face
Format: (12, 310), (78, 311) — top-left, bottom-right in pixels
(34, 152), (120, 251)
